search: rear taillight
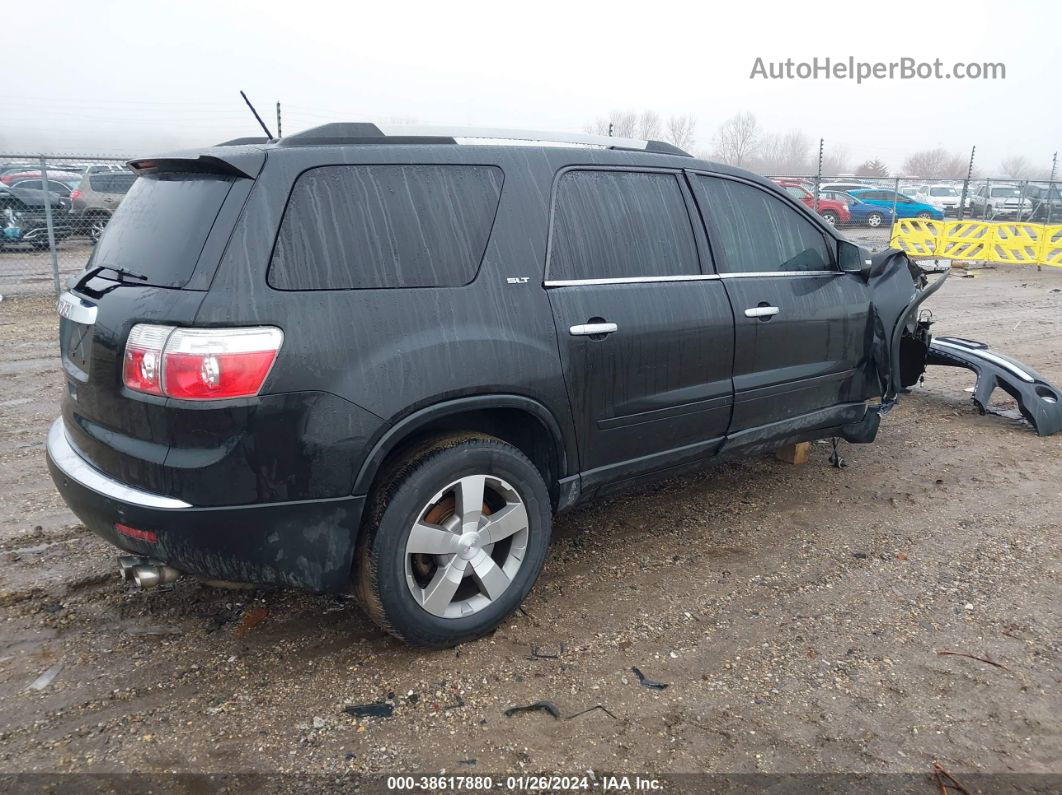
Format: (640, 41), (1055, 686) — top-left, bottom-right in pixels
(69, 189), (82, 200)
(122, 324), (283, 400)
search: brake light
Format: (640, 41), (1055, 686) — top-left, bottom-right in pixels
(69, 189), (82, 200)
(122, 324), (283, 400)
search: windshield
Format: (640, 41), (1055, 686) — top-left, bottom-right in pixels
(991, 187), (1022, 197)
(929, 187), (958, 197)
(90, 172), (235, 288)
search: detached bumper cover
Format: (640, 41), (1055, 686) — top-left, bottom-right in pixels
(46, 418), (364, 591)
(926, 337), (1062, 436)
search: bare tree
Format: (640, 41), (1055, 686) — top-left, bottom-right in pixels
(711, 112), (760, 167)
(755, 129), (811, 175)
(584, 110), (640, 138)
(820, 144), (850, 177)
(1000, 155), (1030, 179)
(665, 114), (697, 150)
(902, 148), (948, 177)
(855, 158), (890, 178)
(902, 148), (971, 178)
(637, 110), (661, 140)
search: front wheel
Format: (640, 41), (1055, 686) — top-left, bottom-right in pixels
(355, 433), (552, 647)
(821, 210), (839, 226)
(917, 211), (933, 219)
(866, 212), (884, 228)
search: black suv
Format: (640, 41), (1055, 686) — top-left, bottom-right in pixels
(47, 123), (938, 647)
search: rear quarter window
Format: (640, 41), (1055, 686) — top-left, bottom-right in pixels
(269, 164), (504, 290)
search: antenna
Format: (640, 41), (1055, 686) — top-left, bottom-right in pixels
(240, 90), (274, 139)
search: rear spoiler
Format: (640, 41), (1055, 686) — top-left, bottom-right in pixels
(127, 149), (264, 180)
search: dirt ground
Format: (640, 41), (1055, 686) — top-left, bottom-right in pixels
(0, 266), (1059, 785)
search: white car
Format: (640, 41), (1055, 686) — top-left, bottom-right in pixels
(968, 184), (1033, 218)
(909, 184), (963, 214)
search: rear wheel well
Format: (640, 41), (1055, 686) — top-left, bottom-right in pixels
(366, 408), (562, 510)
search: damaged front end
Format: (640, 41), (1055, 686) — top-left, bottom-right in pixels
(865, 248), (1062, 437)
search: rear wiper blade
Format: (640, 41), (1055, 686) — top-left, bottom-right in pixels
(74, 264), (149, 292)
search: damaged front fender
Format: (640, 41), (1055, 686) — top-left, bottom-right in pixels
(863, 248), (1062, 437)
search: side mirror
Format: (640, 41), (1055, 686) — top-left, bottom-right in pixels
(838, 240), (873, 278)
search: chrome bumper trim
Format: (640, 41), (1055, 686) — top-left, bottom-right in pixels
(46, 418), (192, 509)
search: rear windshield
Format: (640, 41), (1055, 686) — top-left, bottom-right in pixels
(91, 173), (235, 287)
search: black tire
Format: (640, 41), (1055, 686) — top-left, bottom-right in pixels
(821, 210), (839, 226)
(355, 432), (552, 648)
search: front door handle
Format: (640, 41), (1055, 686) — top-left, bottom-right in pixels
(570, 322), (618, 337)
(744, 306), (780, 319)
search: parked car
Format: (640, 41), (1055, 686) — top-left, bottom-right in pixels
(847, 189), (944, 220)
(915, 184), (963, 215)
(0, 184), (73, 249)
(69, 170), (137, 241)
(1024, 183), (1062, 222)
(843, 194), (894, 228)
(968, 184), (1033, 218)
(771, 180), (851, 225)
(816, 191), (893, 228)
(9, 178), (78, 197)
(0, 169), (81, 186)
(821, 182), (877, 195)
(46, 124), (958, 647)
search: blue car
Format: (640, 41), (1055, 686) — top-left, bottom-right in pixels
(847, 189), (945, 220)
(824, 191), (894, 228)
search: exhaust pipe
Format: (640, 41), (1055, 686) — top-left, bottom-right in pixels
(130, 564), (181, 589)
(117, 555), (149, 582)
(117, 556), (181, 589)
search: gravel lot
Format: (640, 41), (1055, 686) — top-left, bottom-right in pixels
(0, 266), (1059, 785)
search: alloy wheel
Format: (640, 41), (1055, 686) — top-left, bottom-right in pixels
(404, 475), (529, 619)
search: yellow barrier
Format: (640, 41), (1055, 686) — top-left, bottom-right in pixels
(889, 220), (1061, 267)
(888, 219), (943, 257)
(1040, 225), (1062, 266)
(938, 220), (992, 261)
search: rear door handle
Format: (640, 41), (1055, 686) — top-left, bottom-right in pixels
(570, 322), (618, 336)
(744, 306), (780, 319)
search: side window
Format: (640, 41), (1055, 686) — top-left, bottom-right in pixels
(783, 186), (807, 200)
(695, 176), (833, 274)
(270, 165), (503, 290)
(548, 170), (698, 281)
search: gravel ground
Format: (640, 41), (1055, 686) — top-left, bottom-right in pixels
(0, 266), (1059, 784)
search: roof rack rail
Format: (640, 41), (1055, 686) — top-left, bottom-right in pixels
(276, 123), (691, 156)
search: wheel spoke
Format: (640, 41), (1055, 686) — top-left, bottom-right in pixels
(420, 557), (467, 616)
(407, 522), (458, 555)
(481, 502), (528, 545)
(470, 549), (510, 601)
(455, 475), (485, 534)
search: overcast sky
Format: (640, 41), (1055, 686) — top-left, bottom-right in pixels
(4, 0), (1058, 175)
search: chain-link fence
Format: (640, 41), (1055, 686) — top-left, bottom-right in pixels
(765, 174), (1062, 255)
(1, 154), (131, 297)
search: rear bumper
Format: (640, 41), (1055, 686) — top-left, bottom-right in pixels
(46, 418), (364, 592)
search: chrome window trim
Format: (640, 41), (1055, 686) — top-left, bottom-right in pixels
(47, 418), (193, 509)
(543, 271), (841, 287)
(56, 292), (98, 325)
(719, 270), (842, 279)
(544, 274), (719, 287)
